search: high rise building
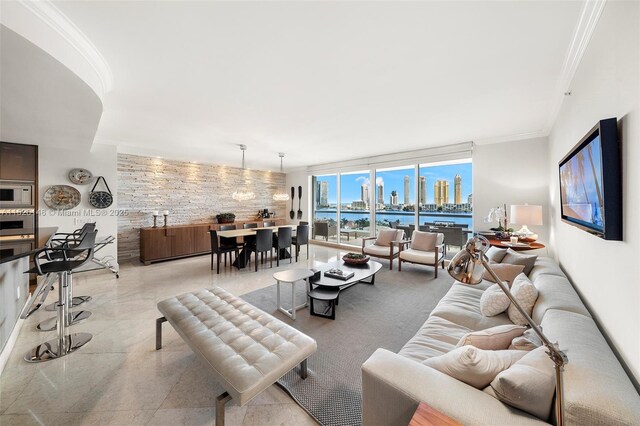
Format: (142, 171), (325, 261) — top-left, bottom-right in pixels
(320, 181), (329, 207)
(390, 190), (398, 205)
(403, 175), (410, 205)
(419, 176), (426, 205)
(454, 174), (462, 205)
(434, 179), (449, 206)
(377, 183), (384, 205)
(361, 183), (369, 206)
(315, 181), (321, 206)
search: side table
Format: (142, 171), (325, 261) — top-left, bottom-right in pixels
(273, 269), (314, 320)
(409, 402), (461, 426)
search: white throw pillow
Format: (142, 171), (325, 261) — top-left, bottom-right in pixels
(501, 249), (537, 276)
(456, 324), (527, 350)
(482, 263), (525, 285)
(480, 284), (511, 316)
(507, 274), (539, 326)
(411, 231), (438, 251)
(489, 346), (556, 420)
(486, 246), (508, 263)
(375, 229), (397, 246)
(509, 328), (543, 351)
(423, 346), (527, 389)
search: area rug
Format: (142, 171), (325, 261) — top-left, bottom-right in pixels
(241, 265), (453, 426)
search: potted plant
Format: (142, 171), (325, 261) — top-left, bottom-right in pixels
(216, 212), (236, 224)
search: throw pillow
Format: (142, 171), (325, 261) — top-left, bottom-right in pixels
(482, 263), (526, 285)
(489, 346), (555, 420)
(423, 346), (527, 389)
(480, 284), (511, 316)
(501, 249), (537, 276)
(375, 229), (397, 246)
(456, 324), (527, 350)
(486, 246), (508, 263)
(507, 274), (539, 326)
(509, 328), (543, 351)
(411, 231), (438, 251)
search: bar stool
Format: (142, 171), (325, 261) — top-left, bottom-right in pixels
(24, 231), (97, 362)
(43, 223), (96, 311)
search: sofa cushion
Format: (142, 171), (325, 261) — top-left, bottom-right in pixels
(531, 274), (590, 324)
(528, 257), (566, 282)
(489, 346), (555, 420)
(456, 324), (526, 350)
(375, 229), (397, 246)
(501, 249), (537, 276)
(507, 274), (538, 326)
(480, 284), (511, 316)
(482, 263), (525, 285)
(509, 328), (543, 351)
(542, 310), (640, 425)
(399, 315), (471, 362)
(399, 248), (439, 264)
(431, 284), (515, 331)
(411, 231), (438, 251)
(363, 244), (398, 257)
(486, 246), (508, 263)
(423, 346), (527, 389)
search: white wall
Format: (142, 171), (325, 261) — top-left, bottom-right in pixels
(473, 137), (550, 245)
(548, 1), (639, 379)
(38, 143), (118, 260)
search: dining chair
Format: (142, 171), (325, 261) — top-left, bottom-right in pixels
(219, 224), (242, 266)
(273, 227), (292, 267)
(252, 229), (273, 271)
(209, 230), (239, 274)
(243, 222), (258, 247)
(263, 221), (276, 227)
(292, 224), (309, 261)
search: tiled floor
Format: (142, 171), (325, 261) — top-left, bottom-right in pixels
(0, 244), (355, 426)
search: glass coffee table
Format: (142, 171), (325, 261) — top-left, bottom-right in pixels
(307, 260), (382, 319)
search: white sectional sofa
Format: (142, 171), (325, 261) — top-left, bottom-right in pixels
(362, 257), (640, 425)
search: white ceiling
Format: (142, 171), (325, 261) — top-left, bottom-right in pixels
(51, 0), (585, 170)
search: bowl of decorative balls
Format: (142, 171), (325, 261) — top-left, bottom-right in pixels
(342, 252), (370, 265)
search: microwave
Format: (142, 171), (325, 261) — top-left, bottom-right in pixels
(0, 210), (35, 236)
(0, 181), (34, 207)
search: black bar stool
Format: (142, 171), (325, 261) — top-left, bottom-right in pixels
(24, 231), (97, 362)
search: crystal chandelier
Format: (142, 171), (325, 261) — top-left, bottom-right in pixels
(273, 153), (290, 201)
(232, 145), (256, 201)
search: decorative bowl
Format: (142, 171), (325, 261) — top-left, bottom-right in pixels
(342, 253), (370, 265)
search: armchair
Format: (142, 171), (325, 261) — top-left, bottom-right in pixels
(361, 229), (405, 270)
(398, 231), (445, 277)
(313, 221), (337, 241)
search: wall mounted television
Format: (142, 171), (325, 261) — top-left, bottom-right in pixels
(559, 118), (621, 240)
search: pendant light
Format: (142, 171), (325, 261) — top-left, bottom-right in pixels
(232, 145), (256, 201)
(273, 152), (290, 201)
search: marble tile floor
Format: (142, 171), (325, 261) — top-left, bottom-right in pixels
(0, 245), (360, 426)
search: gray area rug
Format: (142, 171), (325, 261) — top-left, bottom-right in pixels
(241, 264), (453, 426)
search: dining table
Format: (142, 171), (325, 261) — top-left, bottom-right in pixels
(217, 225), (297, 269)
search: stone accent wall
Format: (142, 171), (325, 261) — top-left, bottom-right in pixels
(117, 153), (288, 261)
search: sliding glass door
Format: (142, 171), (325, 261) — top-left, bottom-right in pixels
(339, 170), (371, 247)
(374, 166), (416, 236)
(312, 174), (338, 242)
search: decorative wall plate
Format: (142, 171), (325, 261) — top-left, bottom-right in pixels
(68, 168), (94, 185)
(43, 185), (81, 210)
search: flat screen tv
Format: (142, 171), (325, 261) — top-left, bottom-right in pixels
(559, 118), (621, 240)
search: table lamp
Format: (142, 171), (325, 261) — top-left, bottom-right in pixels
(510, 204), (543, 242)
(447, 236), (568, 426)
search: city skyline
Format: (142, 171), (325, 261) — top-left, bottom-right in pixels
(315, 162), (472, 206)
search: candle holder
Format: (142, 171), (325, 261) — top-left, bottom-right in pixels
(163, 214), (169, 227)
(152, 214), (158, 228)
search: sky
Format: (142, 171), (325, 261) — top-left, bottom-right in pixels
(316, 162), (473, 205)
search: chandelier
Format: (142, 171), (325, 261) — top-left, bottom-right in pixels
(273, 153), (290, 201)
(232, 145), (256, 201)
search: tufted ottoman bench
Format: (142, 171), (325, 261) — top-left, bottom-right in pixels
(156, 286), (317, 426)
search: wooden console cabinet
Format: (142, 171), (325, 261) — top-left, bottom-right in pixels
(139, 220), (285, 265)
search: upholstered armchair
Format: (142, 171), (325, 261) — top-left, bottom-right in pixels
(397, 230), (445, 277)
(313, 221), (337, 241)
(361, 229), (405, 270)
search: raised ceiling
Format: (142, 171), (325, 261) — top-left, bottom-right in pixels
(50, 0), (585, 170)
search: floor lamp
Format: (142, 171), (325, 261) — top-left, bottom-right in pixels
(447, 236), (568, 426)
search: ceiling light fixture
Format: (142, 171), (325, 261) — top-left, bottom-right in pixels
(232, 144), (256, 202)
(273, 153), (290, 201)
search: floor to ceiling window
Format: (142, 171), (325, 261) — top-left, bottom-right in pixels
(374, 166), (415, 233)
(339, 170), (371, 247)
(312, 174), (338, 242)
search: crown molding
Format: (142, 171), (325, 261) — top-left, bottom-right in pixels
(544, 0), (607, 134)
(473, 130), (547, 146)
(17, 0), (113, 96)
